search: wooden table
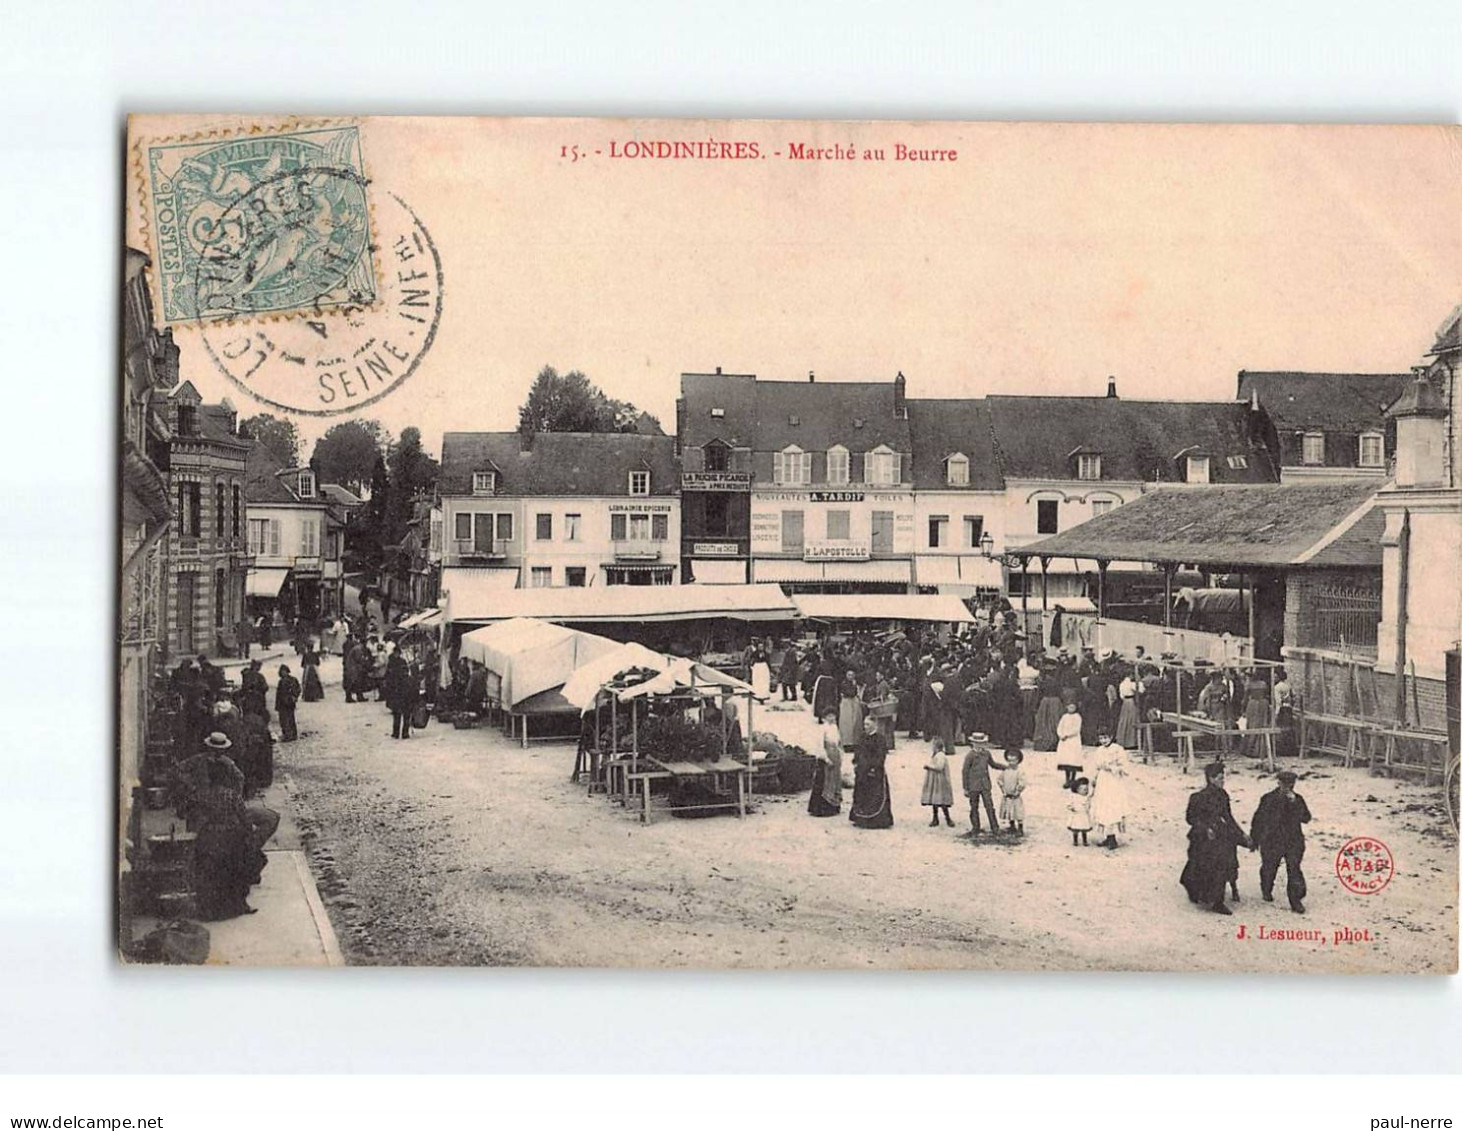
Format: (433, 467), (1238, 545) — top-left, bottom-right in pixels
(636, 757), (749, 824)
(1368, 726), (1451, 785)
(1298, 712), (1382, 769)
(1160, 713), (1284, 773)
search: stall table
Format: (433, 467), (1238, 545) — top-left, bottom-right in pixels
(1368, 726), (1451, 785)
(637, 756), (750, 824)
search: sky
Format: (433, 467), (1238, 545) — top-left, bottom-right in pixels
(130, 117), (1462, 458)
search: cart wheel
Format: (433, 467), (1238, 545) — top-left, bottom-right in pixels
(1444, 755), (1460, 835)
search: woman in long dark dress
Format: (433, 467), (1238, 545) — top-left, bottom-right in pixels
(193, 757), (264, 920)
(849, 716), (894, 829)
(301, 650), (324, 702)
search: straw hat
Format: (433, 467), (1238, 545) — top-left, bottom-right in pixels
(203, 731), (232, 750)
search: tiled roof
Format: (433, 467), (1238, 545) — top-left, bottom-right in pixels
(244, 444), (301, 504)
(1428, 303), (1461, 357)
(753, 378), (910, 453)
(1301, 505), (1386, 568)
(679, 371), (759, 449)
(985, 396), (1276, 483)
(1237, 371), (1412, 432)
(440, 431), (678, 496)
(319, 483), (364, 507)
(906, 399), (1004, 490)
(1019, 481), (1381, 568)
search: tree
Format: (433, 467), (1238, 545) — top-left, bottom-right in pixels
(309, 419), (389, 493)
(238, 413), (300, 466)
(517, 366), (661, 437)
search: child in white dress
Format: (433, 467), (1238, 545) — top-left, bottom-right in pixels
(998, 748), (1028, 835)
(921, 737), (956, 827)
(1055, 697), (1083, 764)
(1066, 777), (1093, 846)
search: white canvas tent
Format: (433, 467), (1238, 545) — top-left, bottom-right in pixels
(458, 617), (620, 710)
(791, 593), (976, 624)
(560, 642), (758, 712)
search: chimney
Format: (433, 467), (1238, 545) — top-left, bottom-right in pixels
(715, 366), (722, 374)
(894, 370), (907, 418)
(1388, 368), (1449, 488)
(1106, 375), (1118, 399)
(808, 370), (815, 384)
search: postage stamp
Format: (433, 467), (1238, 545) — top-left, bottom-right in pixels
(141, 123), (378, 325)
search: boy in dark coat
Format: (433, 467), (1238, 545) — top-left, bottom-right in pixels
(1249, 770), (1312, 913)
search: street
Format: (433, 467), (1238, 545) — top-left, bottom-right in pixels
(279, 659), (1457, 971)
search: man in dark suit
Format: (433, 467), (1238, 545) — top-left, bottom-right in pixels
(275, 664), (301, 742)
(1250, 770), (1312, 913)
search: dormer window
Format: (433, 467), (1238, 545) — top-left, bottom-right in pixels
(703, 440), (730, 472)
(176, 404), (198, 436)
(865, 444), (901, 486)
(1226, 455), (1249, 470)
(1185, 455), (1210, 484)
(297, 469), (316, 499)
(472, 470), (496, 495)
(1076, 453), (1102, 481)
(629, 470), (651, 496)
(1359, 431), (1384, 468)
(945, 453), (970, 486)
(710, 408), (725, 418)
(826, 445), (850, 485)
(788, 414), (800, 427)
(775, 445), (811, 486)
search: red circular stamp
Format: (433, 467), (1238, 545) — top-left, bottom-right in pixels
(1335, 836), (1394, 895)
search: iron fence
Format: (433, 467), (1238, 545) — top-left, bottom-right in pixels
(1312, 583), (1381, 652)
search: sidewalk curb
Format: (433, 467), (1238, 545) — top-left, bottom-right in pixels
(286, 848), (345, 967)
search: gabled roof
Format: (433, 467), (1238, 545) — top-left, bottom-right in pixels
(245, 444), (307, 505)
(906, 399), (1004, 490)
(1237, 371), (1412, 433)
(440, 431), (678, 496)
(985, 396), (1275, 483)
(319, 483), (364, 507)
(1018, 481), (1382, 569)
(1428, 303), (1461, 357)
(753, 378), (910, 453)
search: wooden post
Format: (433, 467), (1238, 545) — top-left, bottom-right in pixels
(1097, 560), (1108, 619)
(1163, 563), (1174, 628)
(1244, 571), (1256, 659)
(1039, 556), (1050, 611)
(1393, 509), (1411, 725)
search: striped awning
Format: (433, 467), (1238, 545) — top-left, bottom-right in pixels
(752, 559), (826, 583)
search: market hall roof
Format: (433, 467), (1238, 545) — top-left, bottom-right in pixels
(1015, 480), (1383, 569)
(439, 431), (679, 496)
(983, 395), (1277, 484)
(906, 399), (1004, 490)
(1235, 371), (1412, 433)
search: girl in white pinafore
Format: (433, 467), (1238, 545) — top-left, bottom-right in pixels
(1055, 695), (1084, 765)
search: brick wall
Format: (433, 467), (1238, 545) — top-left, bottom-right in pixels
(1283, 646), (1448, 732)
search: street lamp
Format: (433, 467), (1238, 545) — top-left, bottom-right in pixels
(978, 530), (995, 558)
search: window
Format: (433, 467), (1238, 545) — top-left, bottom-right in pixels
(472, 470), (496, 494)
(826, 510), (850, 540)
(703, 442), (729, 472)
(610, 514), (626, 541)
(826, 445), (850, 485)
(454, 512), (472, 541)
(652, 513), (669, 541)
(871, 510), (893, 554)
(297, 470), (316, 499)
(301, 517), (318, 558)
(1359, 432), (1384, 468)
(231, 484), (241, 538)
(1226, 455), (1249, 470)
(530, 567), (552, 588)
(704, 494), (729, 536)
(176, 404), (197, 436)
(429, 518), (442, 554)
(215, 482), (225, 535)
(1302, 432), (1325, 466)
(865, 446), (901, 485)
(629, 513), (650, 541)
(1037, 499), (1059, 534)
(564, 513), (581, 541)
(566, 567), (587, 587)
(1091, 499), (1113, 517)
(178, 482), (201, 536)
(781, 509), (805, 554)
(946, 453), (969, 486)
(248, 518), (269, 556)
(495, 513), (514, 542)
(629, 470), (651, 496)
(928, 515), (949, 548)
(963, 515), (984, 548)
(775, 446), (811, 486)
(535, 513), (553, 541)
(214, 569), (226, 628)
(1186, 455), (1210, 484)
(1077, 453), (1102, 481)
(268, 519), (281, 557)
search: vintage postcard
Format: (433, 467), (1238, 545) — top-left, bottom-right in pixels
(119, 115), (1460, 971)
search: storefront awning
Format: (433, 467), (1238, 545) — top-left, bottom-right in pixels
(398, 608), (443, 630)
(246, 568), (290, 598)
(691, 559), (749, 585)
(446, 582), (796, 625)
(752, 559), (825, 583)
(821, 559), (911, 583)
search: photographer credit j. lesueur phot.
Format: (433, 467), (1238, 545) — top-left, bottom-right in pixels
(117, 116), (1459, 971)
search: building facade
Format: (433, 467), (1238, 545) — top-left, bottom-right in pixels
(120, 249), (178, 855)
(244, 449), (347, 624)
(438, 431), (681, 603)
(1237, 370), (1411, 482)
(677, 370), (756, 584)
(163, 381), (252, 657)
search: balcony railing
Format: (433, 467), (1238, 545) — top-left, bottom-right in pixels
(612, 538), (664, 561)
(451, 538), (506, 561)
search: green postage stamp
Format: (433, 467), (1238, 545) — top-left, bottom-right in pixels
(142, 123), (377, 325)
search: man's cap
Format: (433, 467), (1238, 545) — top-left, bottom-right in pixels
(1204, 760), (1226, 780)
(1276, 770), (1298, 785)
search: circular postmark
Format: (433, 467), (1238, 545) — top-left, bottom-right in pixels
(195, 182), (443, 417)
(1335, 836), (1394, 895)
